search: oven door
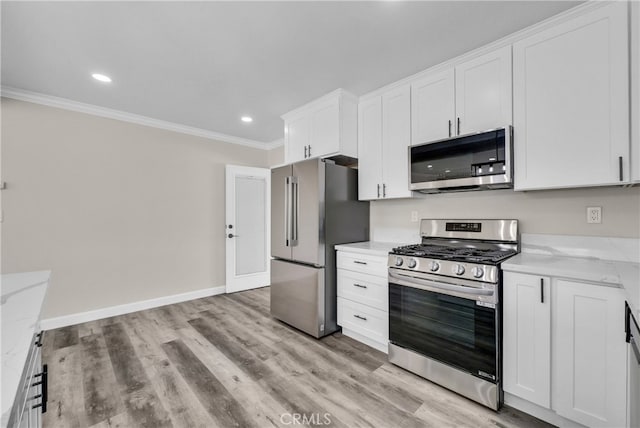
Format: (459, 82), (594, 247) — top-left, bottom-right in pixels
(389, 269), (499, 382)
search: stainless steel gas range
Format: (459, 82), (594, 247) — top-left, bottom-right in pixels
(387, 219), (519, 411)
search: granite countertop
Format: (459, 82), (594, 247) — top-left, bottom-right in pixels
(334, 241), (400, 257)
(1, 271), (50, 427)
(503, 253), (639, 319)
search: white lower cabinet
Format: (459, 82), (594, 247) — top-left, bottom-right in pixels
(11, 332), (46, 428)
(503, 272), (551, 408)
(336, 250), (388, 353)
(554, 280), (627, 428)
(504, 272), (628, 427)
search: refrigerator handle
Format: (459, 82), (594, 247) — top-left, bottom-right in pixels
(290, 176), (299, 246)
(285, 176), (291, 246)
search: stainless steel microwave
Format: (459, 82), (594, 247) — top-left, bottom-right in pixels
(409, 126), (513, 193)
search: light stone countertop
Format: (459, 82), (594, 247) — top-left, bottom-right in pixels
(503, 253), (639, 320)
(334, 241), (401, 257)
(1, 271), (50, 427)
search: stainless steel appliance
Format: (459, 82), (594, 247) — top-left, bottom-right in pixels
(388, 219), (519, 410)
(410, 127), (513, 193)
(270, 158), (369, 338)
(626, 302), (640, 427)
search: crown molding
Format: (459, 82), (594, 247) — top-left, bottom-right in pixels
(264, 138), (284, 150)
(0, 87), (273, 150)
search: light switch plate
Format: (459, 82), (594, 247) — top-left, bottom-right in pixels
(411, 211), (418, 222)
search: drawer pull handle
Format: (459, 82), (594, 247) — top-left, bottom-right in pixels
(31, 365), (48, 413)
(353, 283), (367, 289)
(35, 332), (43, 347)
(353, 261), (367, 265)
(353, 314), (367, 321)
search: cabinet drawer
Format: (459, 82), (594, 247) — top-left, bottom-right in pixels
(337, 269), (388, 311)
(336, 252), (388, 277)
(337, 298), (388, 346)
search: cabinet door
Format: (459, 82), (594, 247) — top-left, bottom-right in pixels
(357, 96), (383, 200)
(285, 115), (309, 163)
(455, 46), (512, 135)
(554, 280), (627, 428)
(513, 2), (629, 190)
(310, 98), (340, 158)
(503, 272), (551, 408)
(381, 85), (412, 199)
(411, 69), (455, 145)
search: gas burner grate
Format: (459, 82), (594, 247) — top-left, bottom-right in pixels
(391, 244), (517, 264)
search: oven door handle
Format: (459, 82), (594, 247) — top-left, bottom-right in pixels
(389, 271), (494, 297)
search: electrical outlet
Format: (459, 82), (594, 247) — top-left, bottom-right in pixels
(410, 211), (418, 222)
(587, 206), (602, 224)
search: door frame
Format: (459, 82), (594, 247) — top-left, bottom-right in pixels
(225, 164), (271, 293)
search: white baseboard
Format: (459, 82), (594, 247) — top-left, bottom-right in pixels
(40, 286), (226, 331)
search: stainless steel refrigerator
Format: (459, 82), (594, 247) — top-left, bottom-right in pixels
(270, 158), (369, 338)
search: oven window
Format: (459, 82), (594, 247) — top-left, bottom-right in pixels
(389, 283), (497, 381)
(410, 128), (506, 183)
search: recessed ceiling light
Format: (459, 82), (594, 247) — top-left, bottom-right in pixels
(241, 116), (253, 123)
(92, 73), (112, 83)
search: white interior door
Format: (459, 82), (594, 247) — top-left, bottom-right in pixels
(225, 165), (270, 293)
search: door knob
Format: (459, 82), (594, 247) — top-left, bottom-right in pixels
(228, 233), (236, 238)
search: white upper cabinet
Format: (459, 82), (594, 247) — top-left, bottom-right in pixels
(282, 89), (357, 164)
(513, 2), (629, 190)
(358, 85), (412, 200)
(357, 97), (383, 200)
(455, 46), (512, 135)
(381, 86), (412, 199)
(285, 114), (310, 163)
(411, 69), (455, 145)
(411, 47), (512, 146)
(309, 97), (340, 159)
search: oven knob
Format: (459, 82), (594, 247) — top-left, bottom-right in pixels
(407, 258), (417, 269)
(395, 257), (403, 267)
(452, 264), (465, 275)
(429, 261), (440, 272)
(471, 267), (484, 278)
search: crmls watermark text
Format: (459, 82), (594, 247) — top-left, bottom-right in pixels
(280, 413), (332, 425)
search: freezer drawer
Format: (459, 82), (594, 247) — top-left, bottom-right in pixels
(270, 259), (326, 338)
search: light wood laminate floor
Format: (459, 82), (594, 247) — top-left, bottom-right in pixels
(42, 287), (552, 428)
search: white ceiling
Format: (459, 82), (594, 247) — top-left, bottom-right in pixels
(2, 1), (580, 146)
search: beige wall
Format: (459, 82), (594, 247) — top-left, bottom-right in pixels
(1, 98), (270, 319)
(371, 187), (640, 240)
(268, 145), (285, 167)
